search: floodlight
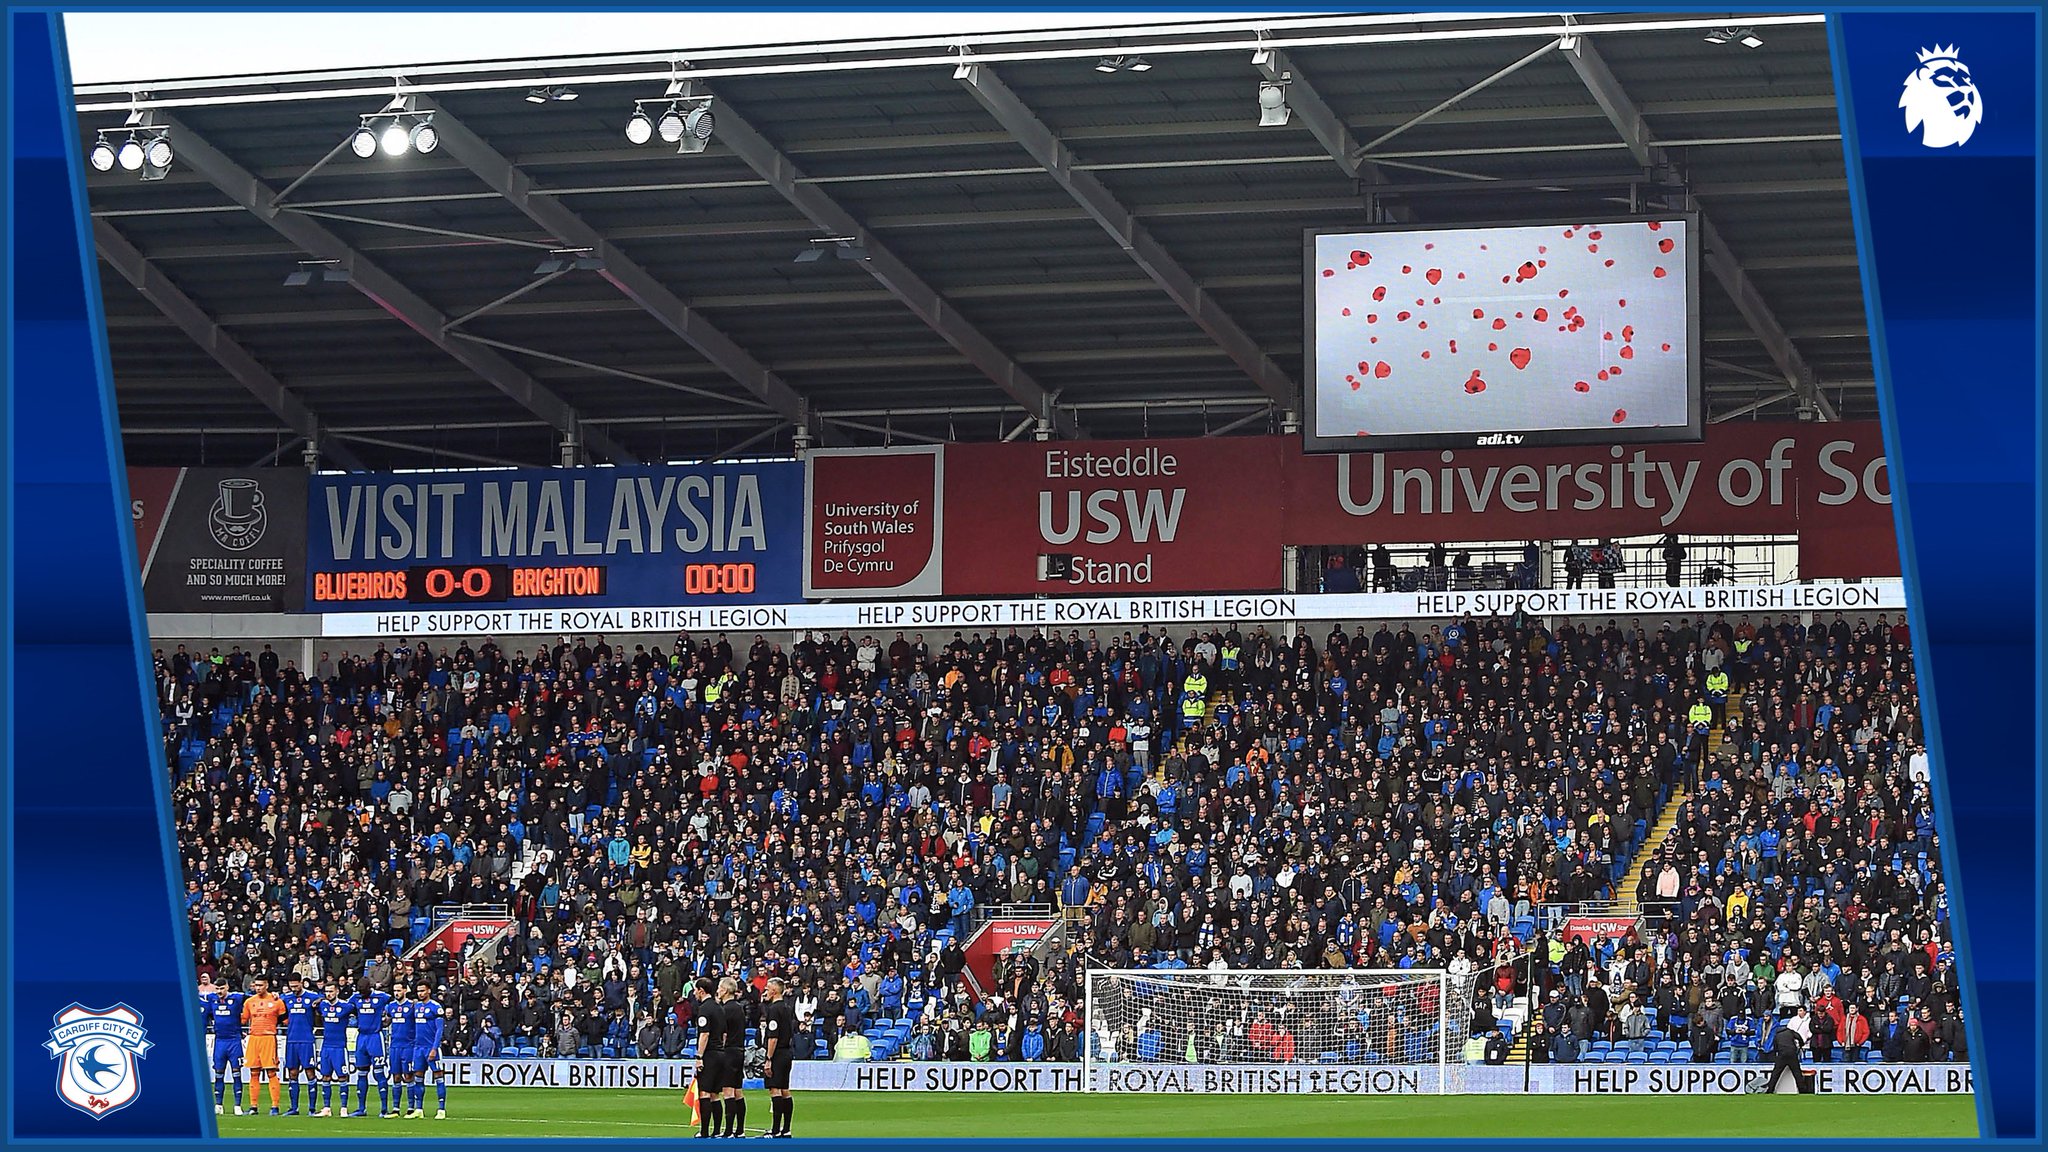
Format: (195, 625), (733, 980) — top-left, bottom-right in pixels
(626, 110), (654, 145)
(410, 120), (439, 154)
(117, 138), (145, 170)
(351, 126), (379, 158)
(1258, 82), (1291, 127)
(90, 138), (116, 172)
(380, 121), (410, 156)
(658, 106), (686, 143)
(141, 134), (174, 180)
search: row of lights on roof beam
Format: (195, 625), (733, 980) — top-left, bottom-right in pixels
(625, 78), (716, 153)
(89, 109), (173, 180)
(349, 94), (438, 158)
(114, 29), (1706, 179)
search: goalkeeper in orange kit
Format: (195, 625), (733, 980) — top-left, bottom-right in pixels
(242, 978), (288, 1117)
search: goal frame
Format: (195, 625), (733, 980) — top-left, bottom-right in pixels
(1081, 967), (1458, 1095)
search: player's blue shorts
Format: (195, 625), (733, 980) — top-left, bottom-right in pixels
(410, 1049), (438, 1076)
(320, 1045), (350, 1077)
(212, 1037), (243, 1071)
(285, 1039), (316, 1071)
(354, 1033), (383, 1070)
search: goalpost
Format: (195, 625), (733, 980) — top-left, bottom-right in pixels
(1082, 967), (1478, 1095)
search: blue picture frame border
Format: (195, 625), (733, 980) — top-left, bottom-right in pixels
(3, 3), (2042, 1149)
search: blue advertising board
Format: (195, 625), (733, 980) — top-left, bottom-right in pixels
(305, 463), (802, 611)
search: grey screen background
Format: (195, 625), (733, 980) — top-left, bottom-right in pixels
(1310, 220), (1691, 440)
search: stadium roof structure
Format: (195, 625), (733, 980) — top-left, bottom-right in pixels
(81, 11), (1866, 471)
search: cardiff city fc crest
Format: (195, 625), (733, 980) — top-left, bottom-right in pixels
(44, 1004), (152, 1119)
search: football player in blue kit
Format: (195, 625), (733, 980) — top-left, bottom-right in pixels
(314, 983), (354, 1117)
(199, 983), (248, 1116)
(349, 983), (395, 1118)
(386, 985), (416, 1120)
(408, 981), (448, 1119)
(279, 976), (321, 1116)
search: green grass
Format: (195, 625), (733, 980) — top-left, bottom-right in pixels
(215, 1088), (1978, 1139)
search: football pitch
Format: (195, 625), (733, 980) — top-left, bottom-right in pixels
(215, 1089), (1979, 1139)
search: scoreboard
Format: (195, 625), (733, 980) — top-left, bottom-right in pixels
(310, 562), (762, 604)
(305, 466), (800, 611)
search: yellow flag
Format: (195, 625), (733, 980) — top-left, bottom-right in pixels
(685, 1077), (701, 1125)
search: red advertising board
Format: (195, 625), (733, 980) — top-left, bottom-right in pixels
(964, 919), (1054, 1002)
(799, 424), (1900, 595)
(940, 439), (1286, 595)
(805, 447), (943, 597)
(128, 468), (180, 568)
(1562, 915), (1641, 942)
(1281, 424), (1897, 578)
(409, 918), (513, 962)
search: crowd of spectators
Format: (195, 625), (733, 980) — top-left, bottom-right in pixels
(1513, 610), (1960, 1066)
(161, 605), (1961, 1066)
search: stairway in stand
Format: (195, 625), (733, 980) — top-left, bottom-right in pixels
(1502, 690), (1744, 1062)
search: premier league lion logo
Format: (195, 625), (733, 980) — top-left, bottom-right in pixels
(44, 1005), (152, 1119)
(1899, 45), (1983, 149)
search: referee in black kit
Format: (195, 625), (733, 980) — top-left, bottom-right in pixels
(693, 978), (728, 1139)
(715, 977), (748, 1137)
(760, 978), (798, 1138)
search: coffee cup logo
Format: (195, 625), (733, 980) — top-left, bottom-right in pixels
(209, 477), (267, 551)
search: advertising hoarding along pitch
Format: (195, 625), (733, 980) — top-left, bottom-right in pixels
(306, 463), (801, 612)
(129, 467), (308, 613)
(421, 1059), (1971, 1095)
(317, 581), (1906, 638)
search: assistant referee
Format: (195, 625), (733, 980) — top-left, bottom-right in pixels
(692, 978), (725, 1139)
(761, 978), (798, 1138)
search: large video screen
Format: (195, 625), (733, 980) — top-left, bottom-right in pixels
(1303, 216), (1701, 453)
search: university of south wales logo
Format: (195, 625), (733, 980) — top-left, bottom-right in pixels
(1900, 44), (1983, 148)
(44, 1005), (152, 1119)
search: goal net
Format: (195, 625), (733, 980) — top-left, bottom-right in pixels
(1082, 967), (1478, 1094)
